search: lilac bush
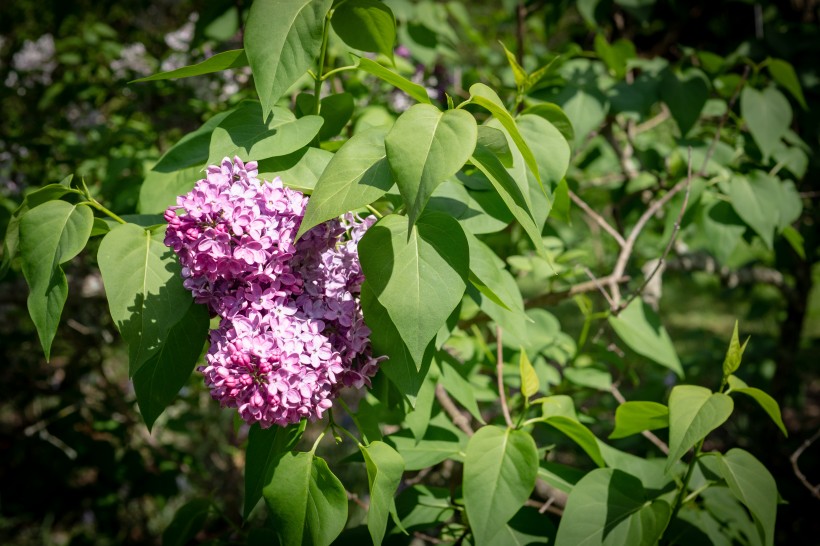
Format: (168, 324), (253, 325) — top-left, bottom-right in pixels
(164, 157), (380, 427)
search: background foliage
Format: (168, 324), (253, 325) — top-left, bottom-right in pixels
(1, 0), (818, 544)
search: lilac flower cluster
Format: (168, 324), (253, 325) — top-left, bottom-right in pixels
(164, 157), (380, 428)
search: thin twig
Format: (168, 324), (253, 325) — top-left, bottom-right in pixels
(436, 384), (474, 436)
(569, 190), (626, 247)
(525, 498), (564, 516)
(634, 104), (670, 134)
(603, 122), (639, 180)
(414, 532), (445, 544)
(698, 66), (750, 178)
(347, 490), (369, 510)
(790, 429), (820, 500)
(608, 179), (688, 310)
(622, 148), (693, 311)
(496, 326), (514, 428)
(582, 266), (616, 309)
(610, 385), (670, 455)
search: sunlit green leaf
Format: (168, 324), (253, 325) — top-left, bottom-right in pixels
(666, 385), (733, 472)
(609, 401), (669, 440)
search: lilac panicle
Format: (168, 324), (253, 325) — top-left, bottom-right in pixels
(164, 156), (381, 428)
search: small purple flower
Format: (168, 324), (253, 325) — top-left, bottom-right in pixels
(165, 156), (382, 428)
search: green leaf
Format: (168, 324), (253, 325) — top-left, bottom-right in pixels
(519, 350), (539, 399)
(465, 231), (522, 313)
(471, 143), (547, 259)
(263, 451), (348, 546)
(132, 49), (248, 83)
(332, 0), (396, 60)
(666, 385), (734, 472)
(609, 299), (683, 377)
(555, 468), (671, 546)
(19, 201), (93, 360)
(393, 485), (455, 533)
(767, 58), (807, 110)
(463, 426), (538, 546)
(552, 178), (571, 222)
(244, 0), (333, 117)
(360, 282), (435, 401)
(727, 376), (787, 437)
(2, 181), (80, 278)
(499, 41), (527, 90)
(384, 104), (477, 225)
(722, 321), (749, 378)
(718, 448), (778, 546)
(782, 225), (805, 259)
(594, 35), (635, 79)
(466, 83), (543, 192)
(357, 57), (432, 104)
(609, 401), (669, 440)
(539, 415), (606, 467)
(297, 125), (393, 239)
(296, 92), (355, 140)
(563, 366), (612, 391)
(362, 441), (405, 546)
(555, 85), (608, 148)
(477, 125), (513, 167)
(404, 361), (439, 441)
(727, 172), (783, 249)
(741, 86), (792, 161)
(485, 506), (555, 546)
(133, 303), (209, 431)
(152, 110), (233, 173)
(659, 68), (709, 136)
(520, 103), (575, 149)
(207, 101), (323, 165)
(97, 224), (193, 376)
(257, 147), (334, 193)
(384, 425), (467, 471)
(138, 165), (203, 214)
(243, 421), (306, 519)
(358, 213), (469, 368)
(439, 355), (484, 422)
(162, 499), (212, 546)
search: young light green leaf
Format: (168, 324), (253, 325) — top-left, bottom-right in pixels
(666, 385), (734, 472)
(552, 178), (571, 222)
(162, 499), (212, 546)
(384, 104), (477, 225)
(726, 376), (787, 436)
(741, 86), (792, 161)
(471, 143), (547, 260)
(332, 0), (396, 60)
(297, 125), (393, 239)
(718, 448), (778, 546)
(98, 224), (193, 376)
(519, 349), (539, 399)
(257, 147), (333, 194)
(609, 299), (683, 377)
(466, 83), (543, 192)
(541, 395), (578, 420)
(384, 426), (467, 471)
(207, 101), (323, 165)
(358, 213), (469, 368)
(516, 113), (571, 187)
(767, 58), (807, 110)
(131, 49), (248, 83)
(539, 416), (606, 467)
(243, 421), (306, 519)
(357, 57), (432, 104)
(133, 303), (209, 431)
(244, 0), (333, 117)
(781, 225), (805, 259)
(722, 321), (749, 378)
(19, 201), (93, 360)
(727, 172), (783, 249)
(463, 426), (538, 546)
(499, 41), (527, 90)
(263, 451), (348, 546)
(361, 441), (405, 546)
(609, 401), (669, 440)
(555, 468), (671, 546)
(1, 181), (80, 278)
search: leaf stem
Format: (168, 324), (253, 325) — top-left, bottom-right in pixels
(81, 200), (127, 225)
(365, 204), (383, 219)
(669, 439), (704, 522)
(496, 326), (514, 428)
(321, 64), (358, 81)
(313, 12), (332, 115)
(336, 397), (369, 445)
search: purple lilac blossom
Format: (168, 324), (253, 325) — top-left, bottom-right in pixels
(164, 156), (380, 428)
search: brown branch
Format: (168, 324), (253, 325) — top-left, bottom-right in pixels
(603, 122), (639, 181)
(634, 104), (670, 134)
(790, 429), (820, 500)
(621, 148), (693, 311)
(496, 326), (514, 428)
(569, 190), (626, 247)
(582, 266), (616, 309)
(521, 274), (631, 309)
(347, 490), (369, 510)
(610, 385), (670, 455)
(525, 498), (564, 516)
(608, 179), (689, 311)
(436, 384), (474, 436)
